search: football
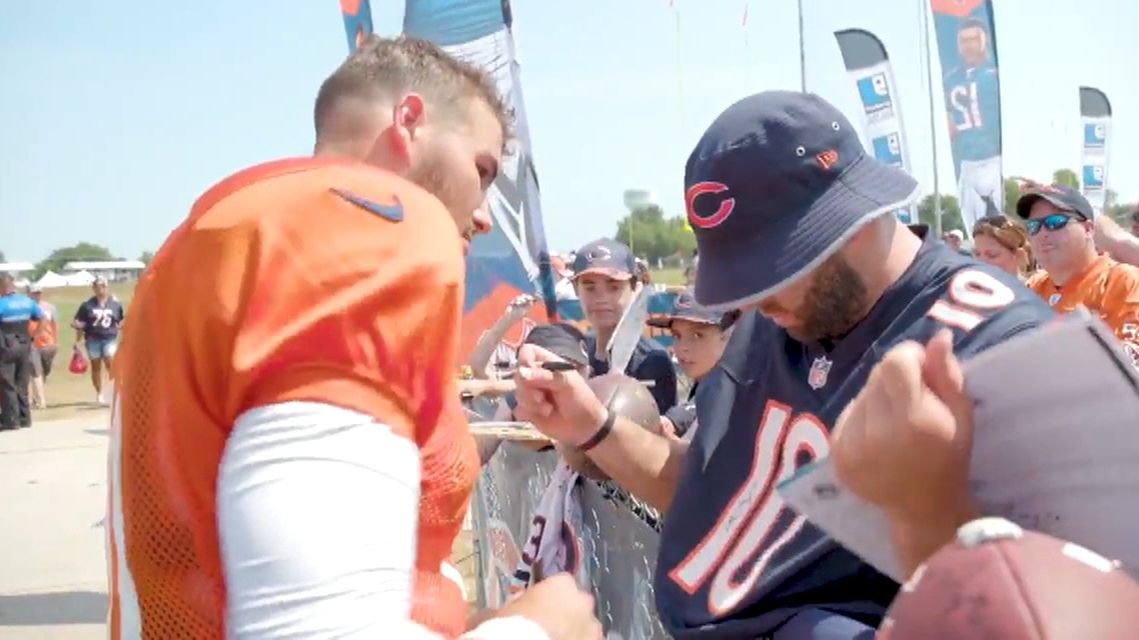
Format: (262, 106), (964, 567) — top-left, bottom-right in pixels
(879, 517), (1139, 639)
(557, 373), (661, 481)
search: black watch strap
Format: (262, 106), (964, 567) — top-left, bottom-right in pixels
(579, 408), (616, 452)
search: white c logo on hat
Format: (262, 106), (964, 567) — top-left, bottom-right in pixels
(686, 181), (735, 229)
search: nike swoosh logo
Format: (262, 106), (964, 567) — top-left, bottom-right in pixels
(331, 188), (404, 222)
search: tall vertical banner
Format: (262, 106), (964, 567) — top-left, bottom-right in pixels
(1079, 87), (1112, 216)
(834, 29), (915, 224)
(340, 1), (560, 361)
(929, 0), (1003, 232)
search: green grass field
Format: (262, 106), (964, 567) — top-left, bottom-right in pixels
(650, 267), (686, 286)
(33, 282), (136, 421)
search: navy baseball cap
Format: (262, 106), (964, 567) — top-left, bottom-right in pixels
(684, 91), (919, 309)
(1015, 184), (1094, 221)
(523, 322), (589, 367)
(648, 289), (737, 329)
(571, 238), (636, 281)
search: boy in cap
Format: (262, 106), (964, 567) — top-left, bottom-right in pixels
(647, 290), (738, 440)
(513, 91), (1054, 638)
(1017, 183), (1139, 365)
(570, 237), (677, 413)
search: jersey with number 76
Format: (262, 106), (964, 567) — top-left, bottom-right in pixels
(653, 232), (1053, 638)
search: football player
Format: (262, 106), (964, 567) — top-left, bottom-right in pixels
(512, 91), (1053, 639)
(106, 36), (599, 640)
(943, 17), (1002, 230)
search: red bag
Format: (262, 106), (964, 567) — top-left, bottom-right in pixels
(69, 348), (89, 374)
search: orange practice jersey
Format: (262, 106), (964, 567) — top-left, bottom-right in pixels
(1027, 254), (1139, 366)
(106, 157), (479, 638)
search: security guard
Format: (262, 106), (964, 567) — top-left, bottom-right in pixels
(0, 272), (42, 430)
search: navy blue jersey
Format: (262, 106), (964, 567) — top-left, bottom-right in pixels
(654, 236), (1053, 638)
(585, 333), (678, 414)
(944, 62), (1001, 162)
(664, 383), (699, 438)
(0, 293), (42, 336)
(74, 295), (125, 340)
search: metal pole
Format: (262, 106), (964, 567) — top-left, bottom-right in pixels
(919, 0), (943, 236)
(797, 0), (807, 91)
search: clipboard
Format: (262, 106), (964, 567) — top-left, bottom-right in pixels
(778, 308), (1139, 582)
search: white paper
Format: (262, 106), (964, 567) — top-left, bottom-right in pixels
(778, 308), (1139, 582)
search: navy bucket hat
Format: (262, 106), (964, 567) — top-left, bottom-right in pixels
(684, 91), (920, 309)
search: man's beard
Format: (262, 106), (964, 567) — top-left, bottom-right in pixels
(786, 253), (871, 343)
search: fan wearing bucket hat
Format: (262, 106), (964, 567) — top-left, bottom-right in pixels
(570, 238), (677, 413)
(646, 290), (738, 440)
(1017, 183), (1139, 366)
(511, 90), (1055, 639)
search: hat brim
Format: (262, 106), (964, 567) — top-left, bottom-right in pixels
(647, 313), (722, 329)
(571, 268), (633, 281)
(694, 155), (919, 310)
(1015, 192), (1082, 220)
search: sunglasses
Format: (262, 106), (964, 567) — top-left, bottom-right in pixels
(1025, 212), (1083, 236)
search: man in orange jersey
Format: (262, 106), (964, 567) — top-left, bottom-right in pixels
(107, 36), (600, 640)
(1016, 183), (1139, 366)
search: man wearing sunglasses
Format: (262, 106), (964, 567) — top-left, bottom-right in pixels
(1017, 183), (1139, 366)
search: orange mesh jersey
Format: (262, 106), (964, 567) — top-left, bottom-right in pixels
(1027, 254), (1139, 366)
(106, 157), (479, 638)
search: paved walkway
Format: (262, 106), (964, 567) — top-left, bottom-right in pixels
(0, 413), (110, 639)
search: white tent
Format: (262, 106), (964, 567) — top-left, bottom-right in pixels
(35, 271), (70, 289)
(63, 270), (96, 287)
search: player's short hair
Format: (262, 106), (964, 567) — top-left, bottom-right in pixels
(959, 18), (988, 35)
(314, 35), (510, 141)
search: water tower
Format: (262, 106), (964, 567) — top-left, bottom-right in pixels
(622, 189), (658, 256)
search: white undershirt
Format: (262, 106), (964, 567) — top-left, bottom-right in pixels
(217, 401), (547, 639)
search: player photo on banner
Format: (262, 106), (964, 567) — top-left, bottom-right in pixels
(930, 0), (1003, 233)
(835, 29), (916, 224)
(1079, 87), (1112, 217)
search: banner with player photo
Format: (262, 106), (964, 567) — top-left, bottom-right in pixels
(929, 0), (1004, 233)
(834, 29), (915, 224)
(1079, 87), (1112, 217)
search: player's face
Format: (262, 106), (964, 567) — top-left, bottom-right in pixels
(93, 280), (108, 298)
(1026, 199), (1093, 274)
(669, 319), (728, 381)
(575, 274), (634, 331)
(406, 97), (502, 255)
(745, 252), (869, 343)
(957, 26), (987, 66)
(972, 234), (1019, 276)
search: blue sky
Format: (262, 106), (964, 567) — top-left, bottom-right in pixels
(2, 0), (1135, 261)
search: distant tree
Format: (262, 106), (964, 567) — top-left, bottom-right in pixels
(916, 194), (965, 234)
(1052, 168), (1079, 189)
(139, 251), (155, 266)
(1002, 177), (1022, 216)
(616, 205), (695, 263)
(0, 249), (6, 263)
(34, 242), (116, 278)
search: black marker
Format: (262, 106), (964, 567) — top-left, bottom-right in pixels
(541, 361), (577, 372)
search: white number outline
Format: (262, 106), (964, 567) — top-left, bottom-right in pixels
(949, 81), (982, 131)
(926, 269), (1015, 332)
(667, 401), (830, 616)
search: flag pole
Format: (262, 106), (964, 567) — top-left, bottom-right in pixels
(797, 0), (807, 91)
(919, 0), (943, 236)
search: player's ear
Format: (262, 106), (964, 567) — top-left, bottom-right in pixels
(390, 93), (427, 151)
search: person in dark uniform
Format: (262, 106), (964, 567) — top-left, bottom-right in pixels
(570, 237), (677, 413)
(647, 289), (738, 441)
(511, 92), (1054, 639)
(72, 276), (125, 405)
(0, 273), (43, 430)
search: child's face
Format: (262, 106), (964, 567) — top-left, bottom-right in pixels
(670, 319), (729, 380)
(575, 274), (634, 331)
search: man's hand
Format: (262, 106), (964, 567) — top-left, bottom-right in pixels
(488, 573), (602, 640)
(512, 344), (607, 447)
(504, 294), (538, 320)
(831, 330), (978, 525)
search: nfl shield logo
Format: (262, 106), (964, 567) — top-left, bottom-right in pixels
(808, 356), (832, 390)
